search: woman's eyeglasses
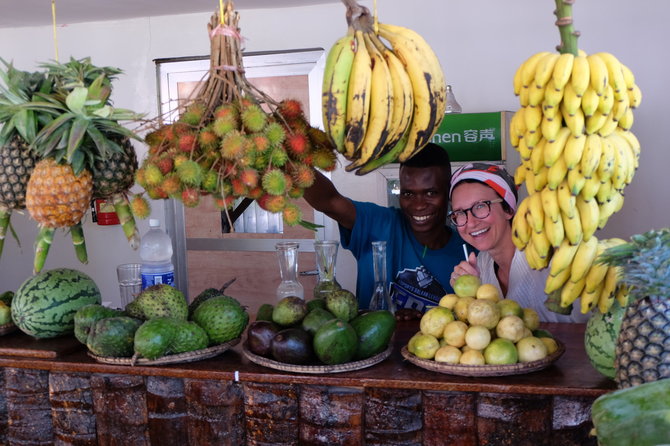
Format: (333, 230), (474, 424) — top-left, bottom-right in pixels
(448, 199), (503, 227)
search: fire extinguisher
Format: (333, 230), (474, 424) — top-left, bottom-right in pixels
(91, 198), (120, 225)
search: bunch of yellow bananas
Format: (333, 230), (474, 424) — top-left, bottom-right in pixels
(509, 50), (641, 314)
(321, 21), (446, 175)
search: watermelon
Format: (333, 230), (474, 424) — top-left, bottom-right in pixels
(12, 268), (102, 338)
(584, 300), (625, 379)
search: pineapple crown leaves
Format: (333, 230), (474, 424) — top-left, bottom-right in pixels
(599, 228), (670, 300)
(39, 56), (121, 97)
(0, 58), (50, 146)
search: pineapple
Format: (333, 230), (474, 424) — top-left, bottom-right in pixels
(0, 134), (38, 210)
(600, 228), (670, 388)
(92, 135), (138, 198)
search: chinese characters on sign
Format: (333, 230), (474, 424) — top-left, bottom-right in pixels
(431, 112), (510, 162)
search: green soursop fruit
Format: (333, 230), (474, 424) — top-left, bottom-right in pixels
(170, 320), (209, 354)
(86, 316), (142, 357)
(272, 296), (308, 327)
(74, 304), (124, 344)
(133, 284), (188, 320)
(124, 299), (144, 319)
(325, 289), (358, 322)
(134, 318), (179, 359)
(192, 295), (249, 345)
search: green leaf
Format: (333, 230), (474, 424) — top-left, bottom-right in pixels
(66, 116), (89, 162)
(65, 87), (88, 114)
(70, 150), (85, 175)
(34, 112), (73, 147)
(92, 105), (112, 118)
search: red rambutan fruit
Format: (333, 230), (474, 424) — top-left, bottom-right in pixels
(265, 122), (286, 147)
(251, 133), (271, 153)
(202, 170), (219, 193)
(212, 115), (239, 137)
(285, 132), (311, 160)
(178, 133), (198, 153)
(269, 147), (288, 167)
(246, 186), (263, 200)
(176, 160), (204, 186)
(261, 168), (288, 196)
(135, 166), (147, 187)
(287, 186), (304, 199)
(241, 104), (268, 133)
(282, 203), (302, 226)
(230, 177), (248, 197)
(239, 168), (259, 188)
(144, 163), (164, 186)
(155, 156), (174, 175)
(277, 99), (304, 120)
(173, 154), (189, 169)
(179, 102), (206, 126)
(257, 193), (286, 213)
(198, 127), (219, 150)
(214, 103), (239, 120)
(214, 195), (236, 210)
(130, 194), (151, 219)
(161, 174), (182, 197)
(181, 188), (201, 207)
(291, 163), (315, 188)
(147, 186), (168, 200)
(220, 130), (248, 160)
(312, 148), (338, 171)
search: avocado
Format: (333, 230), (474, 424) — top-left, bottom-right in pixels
(255, 303), (274, 321)
(86, 316), (142, 357)
(350, 310), (396, 360)
(246, 320), (280, 357)
(74, 304), (125, 344)
(271, 327), (314, 365)
(313, 319), (358, 365)
(301, 307), (335, 336)
(134, 318), (179, 359)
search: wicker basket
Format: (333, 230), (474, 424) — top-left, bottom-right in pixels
(401, 339), (565, 377)
(88, 337), (240, 366)
(242, 342), (393, 374)
(0, 322), (18, 336)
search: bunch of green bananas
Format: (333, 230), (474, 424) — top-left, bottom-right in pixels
(321, 12), (446, 175)
(509, 50), (642, 314)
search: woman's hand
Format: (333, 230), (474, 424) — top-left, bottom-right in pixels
(450, 252), (479, 287)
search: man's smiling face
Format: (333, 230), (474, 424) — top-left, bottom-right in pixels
(398, 165), (449, 238)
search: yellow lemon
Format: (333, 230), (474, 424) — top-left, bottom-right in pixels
(434, 345), (462, 364)
(467, 299), (501, 329)
(454, 274), (481, 298)
(540, 337), (559, 354)
(496, 315), (526, 342)
(459, 349), (485, 365)
(439, 293), (459, 309)
(412, 333), (440, 359)
(443, 320), (468, 348)
(454, 296), (475, 322)
(517, 336), (548, 362)
(483, 338), (518, 365)
(419, 306), (455, 339)
(407, 331), (423, 354)
(522, 308), (541, 330)
(476, 283), (500, 302)
(464, 325), (491, 350)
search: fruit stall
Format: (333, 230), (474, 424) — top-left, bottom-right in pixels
(0, 321), (612, 446)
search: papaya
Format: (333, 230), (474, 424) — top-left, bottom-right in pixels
(350, 310), (396, 360)
(313, 319), (358, 365)
(591, 378), (670, 446)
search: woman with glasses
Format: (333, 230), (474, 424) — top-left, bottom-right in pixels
(448, 162), (584, 322)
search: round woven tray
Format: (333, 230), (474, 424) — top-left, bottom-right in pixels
(88, 337), (240, 366)
(242, 342), (393, 374)
(0, 322), (18, 336)
(401, 339), (565, 377)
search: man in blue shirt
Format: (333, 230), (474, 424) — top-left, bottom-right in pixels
(304, 143), (467, 313)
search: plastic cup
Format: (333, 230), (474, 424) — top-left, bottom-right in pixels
(117, 263), (141, 306)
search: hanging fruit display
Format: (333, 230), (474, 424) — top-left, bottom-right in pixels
(0, 57), (144, 273)
(134, 2), (338, 229)
(509, 1), (642, 315)
(321, 0), (447, 175)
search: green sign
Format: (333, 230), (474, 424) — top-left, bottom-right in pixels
(431, 111), (510, 162)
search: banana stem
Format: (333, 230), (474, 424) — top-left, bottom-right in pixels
(70, 222), (88, 264)
(112, 192), (140, 250)
(34, 226), (55, 274)
(554, 0), (580, 55)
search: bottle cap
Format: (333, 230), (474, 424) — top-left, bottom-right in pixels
(149, 218), (160, 228)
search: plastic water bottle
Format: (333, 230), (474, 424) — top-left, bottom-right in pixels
(139, 219), (175, 289)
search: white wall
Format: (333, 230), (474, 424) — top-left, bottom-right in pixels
(0, 0), (667, 306)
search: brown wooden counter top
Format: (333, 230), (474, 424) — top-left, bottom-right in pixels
(0, 321), (612, 445)
(0, 321), (615, 397)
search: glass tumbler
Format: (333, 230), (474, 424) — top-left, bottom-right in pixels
(275, 241), (304, 301)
